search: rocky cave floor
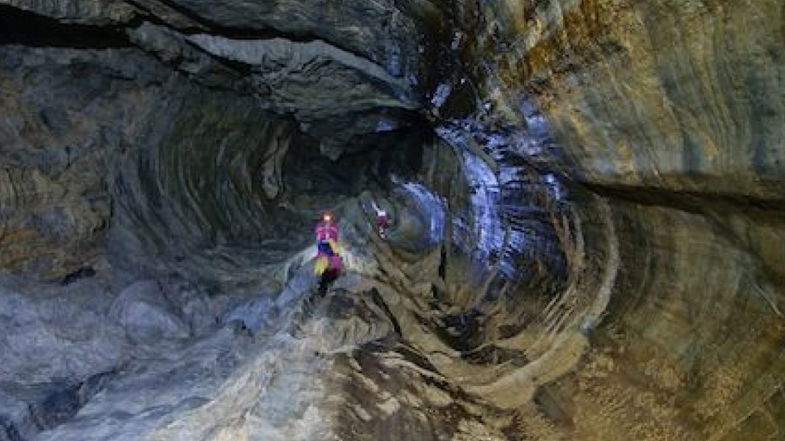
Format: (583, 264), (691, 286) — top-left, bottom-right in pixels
(0, 200), (543, 441)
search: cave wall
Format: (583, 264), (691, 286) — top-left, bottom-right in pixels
(0, 2), (437, 285)
(478, 0), (785, 196)
(460, 0), (785, 439)
(0, 39), (282, 282)
(1, 0), (784, 440)
(0, 43), (159, 279)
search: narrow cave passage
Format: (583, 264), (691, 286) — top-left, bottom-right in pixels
(1, 1), (785, 441)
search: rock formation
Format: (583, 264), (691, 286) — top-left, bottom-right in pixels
(0, 0), (783, 440)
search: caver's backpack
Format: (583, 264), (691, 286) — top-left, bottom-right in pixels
(314, 238), (342, 275)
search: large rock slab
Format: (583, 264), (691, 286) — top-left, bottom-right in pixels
(110, 280), (190, 344)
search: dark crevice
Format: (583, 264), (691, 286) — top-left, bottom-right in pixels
(127, 0), (317, 41)
(60, 267), (97, 286)
(0, 416), (24, 441)
(435, 310), (483, 352)
(0, 6), (131, 48)
(0, 370), (117, 441)
(120, 0), (206, 32)
(438, 244), (447, 280)
(178, 38), (254, 75)
(122, 0), (377, 66)
(583, 181), (785, 219)
(369, 288), (403, 336)
(29, 371), (116, 431)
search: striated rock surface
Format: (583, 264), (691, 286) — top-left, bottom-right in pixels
(0, 0), (784, 440)
(453, 0), (785, 439)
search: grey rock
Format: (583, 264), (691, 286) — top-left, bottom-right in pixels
(110, 280), (190, 343)
(1, 0), (136, 24)
(0, 278), (124, 385)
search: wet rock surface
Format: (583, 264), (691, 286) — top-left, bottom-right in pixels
(0, 0), (784, 440)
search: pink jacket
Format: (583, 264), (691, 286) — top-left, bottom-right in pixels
(315, 221), (339, 242)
